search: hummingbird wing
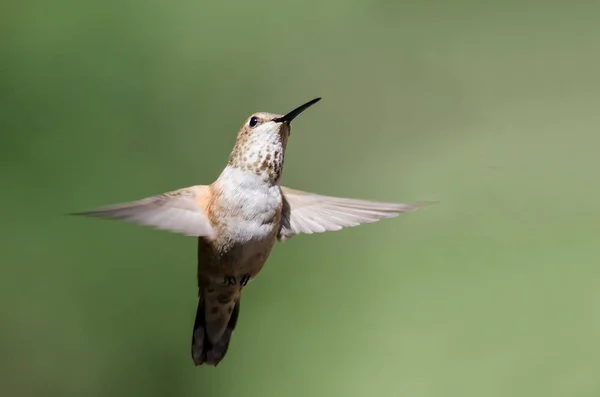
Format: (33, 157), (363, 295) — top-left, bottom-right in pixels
(71, 185), (216, 238)
(278, 187), (428, 242)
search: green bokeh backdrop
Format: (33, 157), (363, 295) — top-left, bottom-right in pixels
(2, 1), (600, 396)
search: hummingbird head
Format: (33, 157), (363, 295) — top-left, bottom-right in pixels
(227, 97), (321, 183)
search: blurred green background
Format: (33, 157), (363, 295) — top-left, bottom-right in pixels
(2, 0), (600, 396)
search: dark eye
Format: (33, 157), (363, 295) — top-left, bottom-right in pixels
(249, 116), (259, 127)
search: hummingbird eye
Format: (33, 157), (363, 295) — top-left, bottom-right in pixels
(249, 116), (259, 127)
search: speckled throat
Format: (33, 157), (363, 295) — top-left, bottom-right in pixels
(226, 125), (288, 184)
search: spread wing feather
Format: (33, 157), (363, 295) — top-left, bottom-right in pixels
(278, 187), (430, 241)
(71, 185), (215, 237)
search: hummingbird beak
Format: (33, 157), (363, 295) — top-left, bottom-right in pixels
(274, 97), (321, 124)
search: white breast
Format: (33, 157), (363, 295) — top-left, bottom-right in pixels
(214, 166), (282, 244)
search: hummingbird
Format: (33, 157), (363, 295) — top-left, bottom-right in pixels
(73, 97), (429, 366)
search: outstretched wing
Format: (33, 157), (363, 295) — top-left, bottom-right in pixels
(278, 187), (429, 242)
(71, 185), (216, 238)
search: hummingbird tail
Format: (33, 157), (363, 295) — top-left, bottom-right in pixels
(191, 293), (240, 366)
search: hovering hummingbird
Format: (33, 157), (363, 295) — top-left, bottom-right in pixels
(73, 97), (430, 366)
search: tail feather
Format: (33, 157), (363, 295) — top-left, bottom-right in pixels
(191, 295), (240, 366)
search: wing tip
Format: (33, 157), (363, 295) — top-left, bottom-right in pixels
(385, 200), (438, 215)
(68, 210), (96, 217)
(68, 208), (122, 218)
(411, 200), (439, 210)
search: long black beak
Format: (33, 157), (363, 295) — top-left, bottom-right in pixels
(274, 97), (321, 123)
